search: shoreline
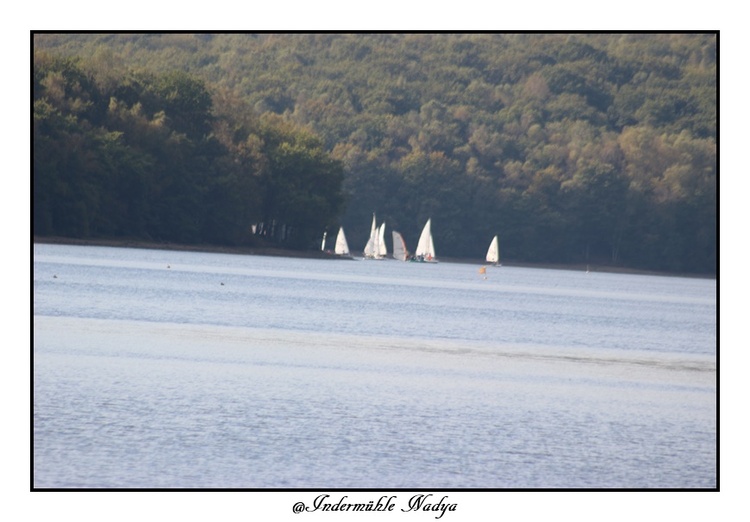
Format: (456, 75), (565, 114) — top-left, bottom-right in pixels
(33, 236), (715, 279)
(33, 235), (332, 260)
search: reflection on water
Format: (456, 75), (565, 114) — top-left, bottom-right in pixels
(33, 244), (716, 488)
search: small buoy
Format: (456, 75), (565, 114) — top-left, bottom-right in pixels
(167, 264), (171, 269)
(53, 275), (57, 279)
(220, 282), (224, 286)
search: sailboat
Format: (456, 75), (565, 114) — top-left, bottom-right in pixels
(413, 218), (437, 263)
(392, 231), (409, 261)
(377, 222), (387, 258)
(363, 213), (387, 259)
(363, 214), (378, 258)
(486, 235), (501, 266)
(334, 227), (353, 259)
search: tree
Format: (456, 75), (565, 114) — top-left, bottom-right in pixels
(33, 34), (716, 273)
(561, 162), (629, 264)
(256, 115), (345, 249)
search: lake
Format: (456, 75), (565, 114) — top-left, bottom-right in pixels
(32, 243), (716, 489)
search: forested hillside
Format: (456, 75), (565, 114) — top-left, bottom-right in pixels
(33, 33), (716, 274)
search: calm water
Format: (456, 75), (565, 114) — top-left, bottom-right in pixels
(33, 244), (716, 488)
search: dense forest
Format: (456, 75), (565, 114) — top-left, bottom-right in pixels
(33, 33), (716, 274)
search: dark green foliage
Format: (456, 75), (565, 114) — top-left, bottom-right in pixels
(33, 49), (344, 250)
(33, 33), (716, 274)
(255, 114), (344, 248)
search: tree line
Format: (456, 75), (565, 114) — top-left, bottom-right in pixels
(33, 34), (716, 274)
(34, 51), (344, 249)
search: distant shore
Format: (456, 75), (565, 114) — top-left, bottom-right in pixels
(33, 236), (715, 279)
(33, 235), (332, 259)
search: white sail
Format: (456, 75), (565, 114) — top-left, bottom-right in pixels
(377, 223), (387, 257)
(415, 218), (436, 261)
(486, 235), (499, 264)
(415, 219), (430, 256)
(335, 227), (350, 256)
(321, 230), (327, 251)
(392, 231), (408, 261)
(364, 236), (376, 257)
(364, 213), (379, 258)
